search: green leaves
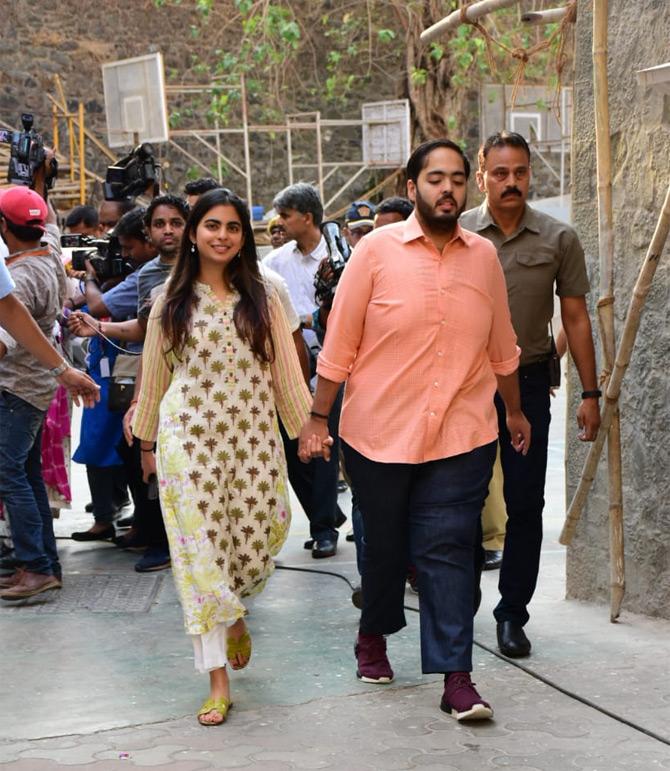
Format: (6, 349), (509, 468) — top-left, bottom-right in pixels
(378, 28), (396, 44)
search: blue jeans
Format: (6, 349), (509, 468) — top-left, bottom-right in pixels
(494, 362), (552, 626)
(0, 391), (60, 577)
(343, 439), (496, 673)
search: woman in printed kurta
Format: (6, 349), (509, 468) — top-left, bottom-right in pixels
(133, 189), (311, 725)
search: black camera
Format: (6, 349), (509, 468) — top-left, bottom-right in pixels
(104, 142), (159, 201)
(60, 233), (131, 280)
(0, 113), (57, 189)
(314, 220), (351, 309)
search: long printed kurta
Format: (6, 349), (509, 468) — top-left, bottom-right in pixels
(133, 282), (311, 635)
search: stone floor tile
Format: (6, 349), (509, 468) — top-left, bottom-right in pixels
(18, 745), (111, 765)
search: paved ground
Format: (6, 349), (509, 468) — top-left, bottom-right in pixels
(1, 388), (670, 770)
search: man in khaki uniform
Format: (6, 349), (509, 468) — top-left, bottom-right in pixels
(460, 131), (601, 658)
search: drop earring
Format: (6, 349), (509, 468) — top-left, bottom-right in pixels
(190, 242), (197, 255)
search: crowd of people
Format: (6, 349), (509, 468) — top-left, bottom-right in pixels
(0, 130), (601, 726)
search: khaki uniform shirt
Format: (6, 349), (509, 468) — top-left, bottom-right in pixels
(460, 203), (590, 366)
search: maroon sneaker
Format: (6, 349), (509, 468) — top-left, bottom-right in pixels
(440, 672), (493, 721)
(354, 633), (394, 683)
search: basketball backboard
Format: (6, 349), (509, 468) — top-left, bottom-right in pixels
(102, 53), (169, 148)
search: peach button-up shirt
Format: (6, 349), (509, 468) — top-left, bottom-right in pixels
(317, 212), (520, 464)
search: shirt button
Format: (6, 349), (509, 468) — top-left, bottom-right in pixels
(440, 288), (446, 295)
(430, 411), (436, 417)
(440, 319), (446, 326)
(433, 381), (439, 388)
(437, 351), (443, 357)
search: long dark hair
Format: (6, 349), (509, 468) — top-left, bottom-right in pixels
(161, 188), (274, 363)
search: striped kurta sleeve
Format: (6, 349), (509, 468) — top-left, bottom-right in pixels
(268, 289), (312, 438)
(132, 297), (173, 442)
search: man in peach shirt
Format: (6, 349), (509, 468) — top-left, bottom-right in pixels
(299, 139), (531, 721)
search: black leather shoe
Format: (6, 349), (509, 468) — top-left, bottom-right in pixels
(312, 539), (337, 559)
(483, 550), (503, 571)
(71, 525), (115, 542)
(303, 539), (314, 550)
(496, 621), (531, 658)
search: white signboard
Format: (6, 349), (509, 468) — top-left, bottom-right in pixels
(102, 53), (169, 148)
(362, 99), (411, 167)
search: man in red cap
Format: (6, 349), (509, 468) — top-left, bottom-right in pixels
(0, 181), (98, 600)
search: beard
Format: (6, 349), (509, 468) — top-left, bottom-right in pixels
(414, 189), (467, 232)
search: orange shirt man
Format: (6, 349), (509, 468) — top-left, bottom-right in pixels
(299, 139), (530, 722)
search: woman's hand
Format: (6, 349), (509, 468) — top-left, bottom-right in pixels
(298, 417), (334, 463)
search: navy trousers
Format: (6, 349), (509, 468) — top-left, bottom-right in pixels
(494, 362), (552, 626)
(343, 440), (496, 674)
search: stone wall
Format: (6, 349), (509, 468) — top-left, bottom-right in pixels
(567, 0), (670, 617)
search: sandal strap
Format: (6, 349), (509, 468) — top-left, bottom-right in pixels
(197, 697), (231, 717)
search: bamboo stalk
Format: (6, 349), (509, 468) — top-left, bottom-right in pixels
(420, 0), (519, 44)
(521, 7), (571, 25)
(78, 102), (86, 205)
(591, 0), (625, 621)
(560, 182), (670, 545)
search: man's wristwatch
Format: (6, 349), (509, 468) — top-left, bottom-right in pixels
(48, 361), (69, 378)
(581, 389), (602, 399)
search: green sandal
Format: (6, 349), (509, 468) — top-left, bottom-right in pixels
(227, 630), (252, 670)
(197, 697), (232, 726)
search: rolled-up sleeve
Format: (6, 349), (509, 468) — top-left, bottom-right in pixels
(268, 290), (312, 437)
(132, 298), (173, 441)
(487, 255), (521, 375)
(316, 240), (374, 383)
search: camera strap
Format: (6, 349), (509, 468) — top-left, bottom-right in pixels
(5, 246), (50, 266)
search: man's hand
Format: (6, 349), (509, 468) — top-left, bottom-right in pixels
(56, 367), (100, 408)
(506, 409), (531, 456)
(123, 402), (137, 446)
(577, 398), (601, 442)
(68, 310), (99, 338)
(298, 417), (334, 463)
(141, 447), (157, 483)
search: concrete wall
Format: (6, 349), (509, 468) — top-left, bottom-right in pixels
(567, 0), (670, 617)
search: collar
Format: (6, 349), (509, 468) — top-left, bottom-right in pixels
(401, 211), (472, 247)
(291, 235), (326, 261)
(474, 202), (541, 236)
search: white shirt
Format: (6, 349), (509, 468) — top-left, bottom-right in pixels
(259, 263), (300, 333)
(263, 236), (327, 349)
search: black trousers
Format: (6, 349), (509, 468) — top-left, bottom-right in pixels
(116, 437), (168, 549)
(86, 464), (127, 524)
(279, 385), (343, 543)
(494, 361), (552, 626)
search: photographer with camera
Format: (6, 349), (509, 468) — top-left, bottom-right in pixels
(0, 144), (100, 600)
(67, 206), (159, 544)
(68, 194), (188, 571)
(264, 183), (345, 559)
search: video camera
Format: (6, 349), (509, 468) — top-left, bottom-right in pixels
(60, 233), (132, 281)
(314, 220), (351, 309)
(0, 113), (57, 189)
(104, 143), (159, 201)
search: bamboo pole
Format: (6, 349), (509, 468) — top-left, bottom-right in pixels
(78, 102), (85, 205)
(560, 182), (670, 545)
(420, 0), (519, 44)
(591, 0), (625, 621)
(521, 7), (572, 25)
(51, 104), (59, 154)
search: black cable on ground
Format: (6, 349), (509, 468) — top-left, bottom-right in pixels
(276, 563), (670, 749)
(4, 543), (668, 747)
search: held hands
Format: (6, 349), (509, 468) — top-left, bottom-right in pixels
(56, 367), (100, 408)
(577, 398), (601, 442)
(298, 417), (334, 463)
(506, 410), (532, 456)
